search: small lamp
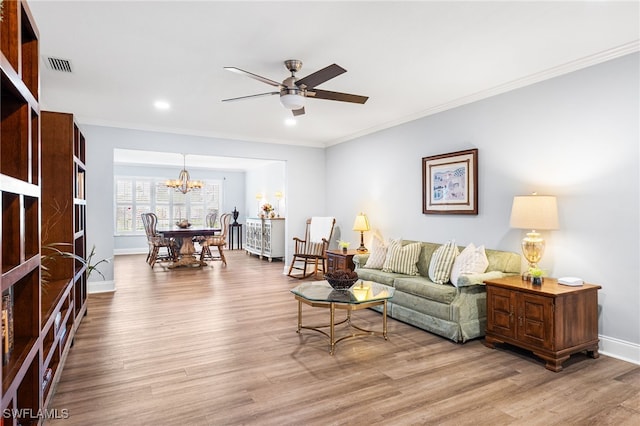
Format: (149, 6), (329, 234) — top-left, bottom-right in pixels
(255, 192), (263, 216)
(353, 213), (371, 253)
(510, 193), (559, 279)
(274, 191), (283, 217)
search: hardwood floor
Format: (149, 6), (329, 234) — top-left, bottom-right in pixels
(46, 251), (639, 425)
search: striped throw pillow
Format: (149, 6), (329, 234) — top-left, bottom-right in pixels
(428, 240), (459, 284)
(304, 241), (325, 256)
(382, 239), (421, 275)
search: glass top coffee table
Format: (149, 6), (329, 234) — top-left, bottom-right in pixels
(290, 280), (395, 355)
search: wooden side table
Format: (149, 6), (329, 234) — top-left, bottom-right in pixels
(326, 249), (357, 273)
(483, 275), (601, 372)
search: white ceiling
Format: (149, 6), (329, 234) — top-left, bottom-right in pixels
(31, 1), (639, 149)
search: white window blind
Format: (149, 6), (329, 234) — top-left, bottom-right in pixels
(114, 176), (223, 235)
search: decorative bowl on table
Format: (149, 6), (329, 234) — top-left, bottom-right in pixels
(176, 220), (191, 229)
(324, 270), (358, 290)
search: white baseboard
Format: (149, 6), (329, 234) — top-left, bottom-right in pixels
(599, 334), (640, 365)
(114, 248), (147, 255)
(88, 280), (115, 293)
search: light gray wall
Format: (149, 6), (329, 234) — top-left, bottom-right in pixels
(245, 161), (286, 219)
(84, 127), (325, 289)
(326, 53), (639, 356)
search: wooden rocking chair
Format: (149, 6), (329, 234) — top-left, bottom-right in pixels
(287, 217), (335, 279)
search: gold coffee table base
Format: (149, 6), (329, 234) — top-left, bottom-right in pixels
(294, 297), (389, 355)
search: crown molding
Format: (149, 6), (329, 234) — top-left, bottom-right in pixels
(328, 40), (640, 147)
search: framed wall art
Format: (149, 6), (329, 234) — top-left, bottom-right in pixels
(422, 148), (478, 215)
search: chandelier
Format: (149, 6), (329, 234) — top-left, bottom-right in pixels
(165, 154), (203, 194)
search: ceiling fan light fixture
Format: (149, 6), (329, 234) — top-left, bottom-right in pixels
(280, 93), (305, 110)
(223, 60), (367, 116)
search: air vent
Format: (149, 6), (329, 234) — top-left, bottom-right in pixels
(46, 57), (73, 73)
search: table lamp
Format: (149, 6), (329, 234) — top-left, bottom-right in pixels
(255, 192), (263, 216)
(509, 193), (559, 279)
(274, 191), (283, 217)
(353, 213), (370, 253)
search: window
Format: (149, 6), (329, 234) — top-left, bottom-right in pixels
(115, 177), (222, 234)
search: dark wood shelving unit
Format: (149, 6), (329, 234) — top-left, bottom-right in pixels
(2, 3), (88, 424)
(41, 111), (88, 410)
(1, 1), (42, 424)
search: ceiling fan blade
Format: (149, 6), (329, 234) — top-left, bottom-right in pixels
(224, 67), (282, 87)
(221, 92), (279, 102)
(308, 89), (368, 104)
(292, 107), (305, 117)
(295, 64), (346, 89)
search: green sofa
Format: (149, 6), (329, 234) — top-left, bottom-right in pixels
(353, 240), (521, 343)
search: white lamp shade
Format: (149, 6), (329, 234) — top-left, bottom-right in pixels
(280, 94), (305, 110)
(510, 195), (559, 230)
(353, 214), (370, 232)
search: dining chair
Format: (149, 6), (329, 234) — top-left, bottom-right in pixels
(287, 217), (335, 279)
(199, 213), (231, 266)
(194, 210), (219, 253)
(206, 210), (219, 228)
(141, 212), (177, 268)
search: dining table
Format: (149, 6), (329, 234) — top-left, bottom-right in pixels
(159, 226), (221, 268)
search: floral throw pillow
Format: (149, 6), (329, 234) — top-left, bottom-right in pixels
(450, 243), (489, 287)
(428, 240), (459, 284)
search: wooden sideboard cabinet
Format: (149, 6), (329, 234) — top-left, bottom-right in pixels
(326, 249), (357, 274)
(245, 218), (285, 261)
(483, 275), (601, 372)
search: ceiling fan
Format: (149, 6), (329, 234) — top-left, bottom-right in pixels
(222, 59), (369, 116)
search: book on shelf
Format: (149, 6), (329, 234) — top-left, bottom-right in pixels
(58, 324), (67, 346)
(42, 367), (53, 391)
(2, 287), (14, 365)
(54, 311), (62, 334)
(76, 170), (85, 199)
(0, 309), (7, 365)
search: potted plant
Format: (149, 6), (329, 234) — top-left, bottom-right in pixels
(260, 203), (273, 218)
(42, 244), (110, 286)
(529, 267), (545, 285)
(337, 240), (350, 254)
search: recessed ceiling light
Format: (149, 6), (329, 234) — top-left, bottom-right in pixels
(154, 100), (171, 110)
(285, 118), (296, 126)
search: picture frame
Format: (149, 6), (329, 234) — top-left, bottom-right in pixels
(422, 148), (478, 215)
